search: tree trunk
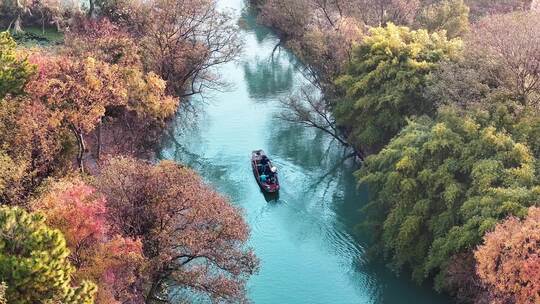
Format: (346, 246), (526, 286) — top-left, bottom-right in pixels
(70, 125), (86, 173)
(13, 14), (23, 34)
(88, 0), (95, 17)
(96, 119), (102, 161)
(41, 11), (45, 34)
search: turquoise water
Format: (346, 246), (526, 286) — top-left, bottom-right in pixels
(159, 1), (452, 303)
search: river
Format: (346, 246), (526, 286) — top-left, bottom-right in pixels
(159, 1), (452, 303)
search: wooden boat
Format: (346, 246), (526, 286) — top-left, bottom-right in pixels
(251, 150), (280, 193)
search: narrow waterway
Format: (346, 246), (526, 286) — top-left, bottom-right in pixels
(159, 1), (452, 303)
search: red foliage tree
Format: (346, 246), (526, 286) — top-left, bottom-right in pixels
(95, 156), (258, 303)
(33, 178), (146, 304)
(475, 206), (540, 304)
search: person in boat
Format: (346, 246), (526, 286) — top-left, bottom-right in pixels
(260, 173), (268, 183)
(268, 166), (277, 184)
(261, 155), (270, 174)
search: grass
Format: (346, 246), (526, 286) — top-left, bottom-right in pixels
(10, 26), (64, 46)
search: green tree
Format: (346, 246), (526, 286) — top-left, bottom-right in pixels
(416, 0), (470, 39)
(0, 206), (96, 304)
(0, 31), (34, 99)
(334, 23), (461, 154)
(358, 107), (540, 286)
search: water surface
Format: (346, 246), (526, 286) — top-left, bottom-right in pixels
(160, 1), (452, 303)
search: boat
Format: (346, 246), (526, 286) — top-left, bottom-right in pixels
(251, 150), (280, 193)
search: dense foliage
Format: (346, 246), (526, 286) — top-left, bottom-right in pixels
(416, 0), (470, 39)
(475, 206), (540, 304)
(32, 178), (146, 303)
(96, 157), (258, 303)
(334, 24), (461, 153)
(0, 31), (34, 98)
(427, 11), (540, 108)
(0, 206), (96, 303)
(358, 107), (540, 284)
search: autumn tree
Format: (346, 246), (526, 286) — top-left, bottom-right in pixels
(357, 107), (540, 287)
(533, 0), (539, 10)
(465, 0), (532, 18)
(29, 0), (63, 33)
(136, 0), (242, 97)
(258, 0), (312, 41)
(95, 156), (258, 303)
(64, 17), (141, 67)
(0, 32), (34, 99)
(89, 0), (246, 99)
(468, 11), (540, 105)
(0, 148), (26, 204)
(357, 0), (420, 25)
(33, 178), (146, 304)
(64, 18), (178, 119)
(93, 0), (144, 28)
(0, 206), (97, 304)
(287, 4), (364, 88)
(26, 53), (128, 171)
(63, 18), (178, 159)
(475, 206), (540, 304)
(428, 11), (540, 111)
(334, 23), (461, 154)
(257, 0), (366, 86)
(259, 0), (419, 35)
(442, 252), (489, 303)
(0, 94), (73, 204)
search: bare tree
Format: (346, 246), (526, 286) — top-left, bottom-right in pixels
(133, 0), (243, 98)
(278, 84), (364, 159)
(470, 11), (540, 106)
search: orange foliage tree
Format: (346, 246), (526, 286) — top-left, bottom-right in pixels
(95, 156), (259, 303)
(475, 206), (540, 304)
(63, 18), (178, 158)
(26, 53), (128, 171)
(33, 178), (146, 304)
(0, 95), (72, 204)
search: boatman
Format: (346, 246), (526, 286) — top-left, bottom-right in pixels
(261, 155), (270, 173)
(260, 174), (268, 183)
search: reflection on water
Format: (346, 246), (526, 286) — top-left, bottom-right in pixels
(159, 0), (452, 303)
(238, 4), (271, 43)
(243, 58), (294, 100)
